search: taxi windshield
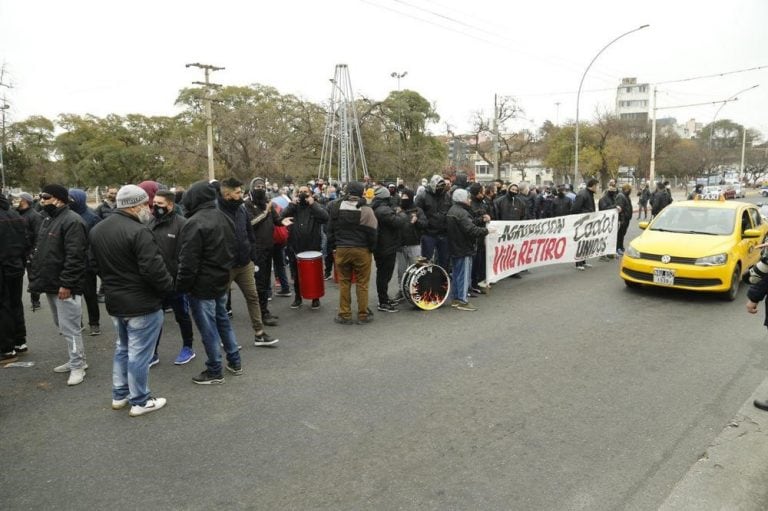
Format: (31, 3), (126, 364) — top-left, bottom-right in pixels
(650, 207), (734, 235)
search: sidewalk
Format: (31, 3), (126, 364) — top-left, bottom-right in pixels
(658, 377), (768, 510)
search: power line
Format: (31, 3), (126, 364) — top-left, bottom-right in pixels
(654, 64), (768, 85)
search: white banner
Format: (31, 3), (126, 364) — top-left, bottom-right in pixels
(485, 210), (619, 283)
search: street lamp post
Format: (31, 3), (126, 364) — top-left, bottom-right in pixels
(574, 24), (649, 185)
(708, 84), (759, 150)
(390, 71), (407, 91)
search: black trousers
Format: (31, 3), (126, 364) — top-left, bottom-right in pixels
(254, 249), (273, 316)
(0, 270), (25, 352)
(374, 252), (397, 304)
(617, 221), (630, 251)
(83, 270), (100, 327)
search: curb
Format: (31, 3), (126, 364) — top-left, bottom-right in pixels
(658, 377), (768, 510)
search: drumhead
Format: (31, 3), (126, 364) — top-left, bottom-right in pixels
(296, 250), (323, 259)
(401, 263), (450, 310)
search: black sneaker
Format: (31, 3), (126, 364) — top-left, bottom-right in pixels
(1, 351), (18, 363)
(311, 299), (320, 309)
(227, 309), (234, 318)
(290, 299), (302, 309)
(14, 343), (28, 353)
(357, 315), (374, 325)
(334, 315), (354, 325)
(324, 272), (333, 281)
(275, 289), (292, 297)
(192, 371), (224, 385)
(226, 363), (242, 375)
(31, 301), (41, 311)
(263, 316), (279, 327)
(377, 302), (399, 313)
(254, 332), (279, 347)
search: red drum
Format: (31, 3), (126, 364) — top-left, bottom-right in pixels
(296, 251), (325, 299)
(400, 260), (450, 310)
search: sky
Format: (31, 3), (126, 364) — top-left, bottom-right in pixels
(1, 0), (767, 139)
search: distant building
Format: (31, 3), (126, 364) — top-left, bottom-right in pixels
(616, 77), (650, 121)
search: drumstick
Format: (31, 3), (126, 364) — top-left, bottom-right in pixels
(756, 243), (768, 249)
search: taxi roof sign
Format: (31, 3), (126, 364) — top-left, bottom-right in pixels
(694, 192), (726, 202)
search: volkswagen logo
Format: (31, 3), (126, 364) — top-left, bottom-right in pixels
(661, 255), (671, 264)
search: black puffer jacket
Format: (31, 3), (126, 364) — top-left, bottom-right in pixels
(0, 195), (28, 278)
(371, 197), (409, 256)
(218, 199), (256, 268)
(245, 195), (281, 253)
(29, 204), (87, 295)
(177, 181), (236, 299)
(89, 210), (173, 316)
(281, 200), (329, 253)
(552, 194), (572, 217)
(615, 191), (633, 224)
(149, 209), (187, 277)
(415, 175), (452, 236)
(571, 188), (596, 214)
(493, 193), (528, 220)
(18, 206), (43, 254)
(446, 202), (489, 257)
(327, 198), (378, 251)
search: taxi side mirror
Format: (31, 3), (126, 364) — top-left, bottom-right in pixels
(638, 221), (649, 230)
(743, 228), (762, 239)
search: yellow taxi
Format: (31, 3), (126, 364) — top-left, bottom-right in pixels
(619, 194), (768, 300)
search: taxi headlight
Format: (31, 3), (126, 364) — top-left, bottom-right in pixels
(625, 245), (641, 258)
(695, 253), (727, 266)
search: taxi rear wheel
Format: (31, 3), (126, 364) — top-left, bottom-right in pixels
(723, 263), (741, 301)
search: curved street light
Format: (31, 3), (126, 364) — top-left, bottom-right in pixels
(390, 71), (408, 91)
(708, 83), (759, 150)
(574, 24), (649, 185)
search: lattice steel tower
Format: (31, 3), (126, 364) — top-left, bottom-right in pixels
(318, 64), (368, 185)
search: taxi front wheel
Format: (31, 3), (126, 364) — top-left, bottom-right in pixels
(722, 264), (741, 302)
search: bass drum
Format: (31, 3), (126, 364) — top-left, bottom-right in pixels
(400, 261), (451, 310)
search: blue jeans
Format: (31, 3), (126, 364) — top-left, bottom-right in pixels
(271, 244), (290, 294)
(155, 292), (194, 354)
(112, 309), (164, 406)
(451, 256), (473, 303)
(421, 234), (450, 270)
(189, 293), (241, 376)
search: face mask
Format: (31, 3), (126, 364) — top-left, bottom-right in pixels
(251, 189), (267, 204)
(225, 197), (244, 207)
(138, 207), (152, 224)
(153, 206), (169, 219)
(43, 203), (58, 216)
(400, 198), (413, 209)
(298, 193), (309, 203)
(509, 191), (518, 197)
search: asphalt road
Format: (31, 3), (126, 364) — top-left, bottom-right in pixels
(3, 209), (768, 510)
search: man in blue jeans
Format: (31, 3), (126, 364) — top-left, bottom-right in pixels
(89, 184), (173, 416)
(177, 181), (242, 384)
(446, 189), (489, 311)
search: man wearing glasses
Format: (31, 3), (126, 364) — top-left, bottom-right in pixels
(28, 185), (88, 386)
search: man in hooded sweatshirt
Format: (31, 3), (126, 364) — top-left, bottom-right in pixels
(394, 188), (427, 303)
(327, 182), (378, 325)
(177, 181), (243, 385)
(371, 186), (409, 312)
(69, 188), (102, 336)
(415, 174), (452, 269)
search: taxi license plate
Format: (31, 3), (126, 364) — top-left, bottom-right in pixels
(653, 268), (675, 286)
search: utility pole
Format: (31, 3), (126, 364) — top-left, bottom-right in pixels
(185, 62), (224, 182)
(492, 93), (499, 180)
(555, 101), (561, 126)
(0, 66), (11, 192)
(740, 126), (747, 183)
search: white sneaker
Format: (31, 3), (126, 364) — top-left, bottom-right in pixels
(129, 397), (167, 417)
(67, 368), (86, 386)
(112, 398), (129, 410)
(54, 362), (89, 373)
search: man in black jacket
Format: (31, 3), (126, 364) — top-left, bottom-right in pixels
(95, 187), (118, 219)
(178, 180), (243, 385)
(415, 174), (452, 269)
(219, 178), (277, 346)
(650, 181), (672, 217)
(0, 192), (29, 362)
(15, 192), (43, 310)
(447, 189), (489, 311)
(552, 184), (572, 218)
(244, 178), (283, 326)
(90, 184), (172, 416)
(327, 181), (378, 325)
(29, 184), (88, 386)
(394, 188), (427, 303)
(371, 186), (409, 312)
(615, 183), (633, 256)
(149, 190), (196, 366)
(281, 184), (329, 309)
(493, 183), (528, 221)
(468, 182), (492, 293)
(571, 178), (598, 270)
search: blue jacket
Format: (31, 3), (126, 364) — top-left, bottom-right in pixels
(69, 189), (102, 233)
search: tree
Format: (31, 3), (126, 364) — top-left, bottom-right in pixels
(6, 116), (58, 189)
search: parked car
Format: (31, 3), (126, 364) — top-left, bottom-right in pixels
(733, 183), (746, 198)
(760, 186), (768, 197)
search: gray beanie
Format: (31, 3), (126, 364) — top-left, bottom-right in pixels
(116, 184), (149, 209)
(373, 186), (391, 199)
(452, 188), (469, 203)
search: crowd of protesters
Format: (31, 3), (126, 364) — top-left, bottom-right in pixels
(0, 172), (674, 417)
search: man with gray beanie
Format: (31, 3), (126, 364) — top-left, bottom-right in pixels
(90, 184), (173, 416)
(446, 188), (488, 311)
(29, 184), (89, 385)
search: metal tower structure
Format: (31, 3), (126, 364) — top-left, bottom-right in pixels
(318, 64), (368, 185)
